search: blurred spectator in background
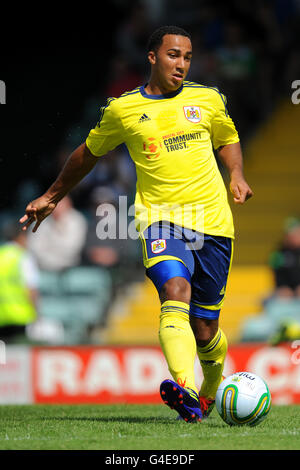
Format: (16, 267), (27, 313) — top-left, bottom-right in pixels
(83, 186), (123, 271)
(106, 55), (144, 98)
(28, 195), (87, 272)
(267, 218), (300, 345)
(115, 2), (154, 74)
(0, 222), (39, 343)
(188, 31), (219, 86)
(240, 218), (300, 344)
(70, 145), (136, 212)
(269, 219), (300, 299)
(83, 185), (142, 293)
(215, 21), (258, 140)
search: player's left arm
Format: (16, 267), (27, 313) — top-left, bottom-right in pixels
(217, 142), (253, 204)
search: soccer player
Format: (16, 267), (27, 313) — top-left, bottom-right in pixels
(19, 25), (253, 422)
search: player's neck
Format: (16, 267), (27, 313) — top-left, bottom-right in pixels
(145, 77), (180, 96)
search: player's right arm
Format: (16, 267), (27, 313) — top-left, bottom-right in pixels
(20, 97), (124, 233)
(19, 143), (99, 232)
(210, 90), (253, 204)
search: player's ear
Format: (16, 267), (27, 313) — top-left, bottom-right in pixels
(148, 51), (156, 65)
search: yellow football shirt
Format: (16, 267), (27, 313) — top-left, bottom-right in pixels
(86, 81), (239, 238)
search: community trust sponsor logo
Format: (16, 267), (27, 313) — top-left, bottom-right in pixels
(94, 195), (204, 249)
(162, 130), (202, 153)
(143, 130), (202, 157)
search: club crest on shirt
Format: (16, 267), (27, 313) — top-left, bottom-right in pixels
(151, 239), (166, 254)
(183, 106), (201, 123)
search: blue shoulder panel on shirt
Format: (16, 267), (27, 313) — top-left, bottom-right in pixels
(183, 81), (228, 116)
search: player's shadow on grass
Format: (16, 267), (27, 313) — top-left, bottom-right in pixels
(44, 416), (177, 424)
(45, 416), (221, 426)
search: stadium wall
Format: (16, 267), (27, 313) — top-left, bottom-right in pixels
(0, 344), (299, 405)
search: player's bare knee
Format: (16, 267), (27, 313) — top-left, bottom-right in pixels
(190, 317), (218, 347)
(160, 277), (191, 304)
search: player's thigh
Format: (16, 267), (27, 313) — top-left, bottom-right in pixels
(140, 221), (195, 296)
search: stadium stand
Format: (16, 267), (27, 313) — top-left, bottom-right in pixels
(229, 99), (300, 265)
(35, 267), (113, 344)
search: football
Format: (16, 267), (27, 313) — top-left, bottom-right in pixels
(215, 371), (271, 426)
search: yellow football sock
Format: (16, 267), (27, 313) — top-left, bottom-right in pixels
(159, 300), (197, 392)
(197, 328), (228, 399)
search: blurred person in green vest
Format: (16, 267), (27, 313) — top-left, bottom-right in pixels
(269, 218), (300, 345)
(0, 221), (39, 343)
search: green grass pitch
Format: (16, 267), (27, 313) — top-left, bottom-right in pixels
(0, 404), (299, 450)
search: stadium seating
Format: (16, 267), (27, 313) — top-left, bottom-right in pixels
(36, 266), (112, 344)
(229, 99), (300, 265)
(241, 297), (300, 342)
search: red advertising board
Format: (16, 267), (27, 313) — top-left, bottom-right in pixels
(31, 343), (300, 405)
(32, 346), (168, 404)
(0, 346), (33, 404)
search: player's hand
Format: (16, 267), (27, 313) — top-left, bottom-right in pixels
(19, 195), (57, 232)
(230, 177), (253, 204)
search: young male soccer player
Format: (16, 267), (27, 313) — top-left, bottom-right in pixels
(20, 26), (253, 422)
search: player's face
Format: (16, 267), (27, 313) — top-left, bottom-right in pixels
(148, 34), (192, 92)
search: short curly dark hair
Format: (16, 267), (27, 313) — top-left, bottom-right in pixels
(147, 25), (191, 53)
